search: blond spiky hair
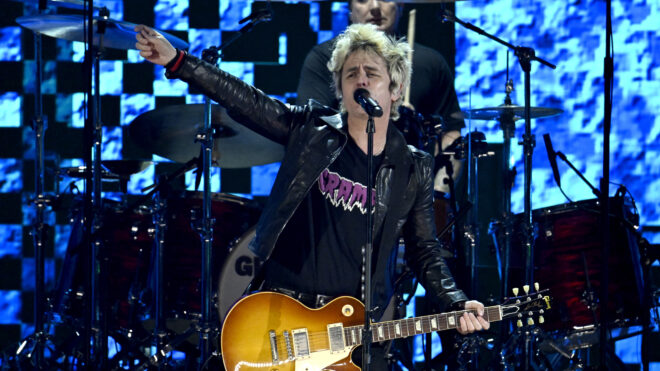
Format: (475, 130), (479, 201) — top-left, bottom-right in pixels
(327, 23), (412, 120)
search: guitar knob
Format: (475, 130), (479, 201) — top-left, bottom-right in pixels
(517, 319), (523, 328)
(527, 318), (534, 326)
(534, 282), (540, 291)
(512, 287), (519, 296)
(523, 285), (530, 294)
(539, 316), (545, 324)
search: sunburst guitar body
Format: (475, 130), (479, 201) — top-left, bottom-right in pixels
(221, 290), (550, 371)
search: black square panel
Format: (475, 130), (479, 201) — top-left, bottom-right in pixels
(0, 258), (22, 290)
(0, 62), (24, 92)
(190, 0), (220, 29)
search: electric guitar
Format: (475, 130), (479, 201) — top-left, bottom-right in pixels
(221, 289), (551, 370)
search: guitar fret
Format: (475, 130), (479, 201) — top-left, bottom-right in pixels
(342, 304), (506, 347)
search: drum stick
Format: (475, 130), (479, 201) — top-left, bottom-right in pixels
(403, 9), (416, 108)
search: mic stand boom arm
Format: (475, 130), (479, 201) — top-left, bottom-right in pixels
(555, 151), (602, 198)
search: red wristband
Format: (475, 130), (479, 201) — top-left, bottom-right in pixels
(168, 50), (185, 72)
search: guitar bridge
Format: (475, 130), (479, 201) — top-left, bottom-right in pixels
(269, 330), (279, 364)
(283, 330), (294, 360)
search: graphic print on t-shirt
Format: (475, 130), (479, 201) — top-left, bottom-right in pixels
(318, 168), (376, 214)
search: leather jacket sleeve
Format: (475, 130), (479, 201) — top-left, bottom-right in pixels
(166, 54), (305, 145)
(403, 151), (468, 312)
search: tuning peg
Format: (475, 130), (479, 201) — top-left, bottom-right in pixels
(527, 318), (534, 326)
(539, 316), (545, 324)
(517, 319), (523, 328)
(512, 287), (519, 296)
(523, 285), (530, 294)
(534, 282), (540, 291)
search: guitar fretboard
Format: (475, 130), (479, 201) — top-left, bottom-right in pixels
(343, 306), (502, 345)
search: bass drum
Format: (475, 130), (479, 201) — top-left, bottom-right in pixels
(217, 226), (261, 321)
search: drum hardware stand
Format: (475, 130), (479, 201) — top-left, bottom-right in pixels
(440, 8), (556, 371)
(152, 177), (169, 369)
(498, 78), (516, 303)
(131, 158), (200, 371)
(135, 8), (272, 369)
(15, 1), (56, 366)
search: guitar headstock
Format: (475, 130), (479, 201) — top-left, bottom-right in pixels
(500, 282), (552, 327)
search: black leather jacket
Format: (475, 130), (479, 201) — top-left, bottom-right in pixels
(168, 55), (468, 316)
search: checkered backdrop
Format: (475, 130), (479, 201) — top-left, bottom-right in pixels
(0, 0), (658, 365)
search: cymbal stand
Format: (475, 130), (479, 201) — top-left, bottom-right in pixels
(133, 158), (200, 371)
(150, 7), (272, 368)
(440, 8), (556, 370)
(497, 79), (516, 302)
(15, 1), (54, 367)
(82, 4), (110, 368)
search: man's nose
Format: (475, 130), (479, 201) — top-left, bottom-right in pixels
(356, 70), (369, 86)
(367, 0), (381, 12)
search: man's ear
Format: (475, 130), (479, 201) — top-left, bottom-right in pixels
(391, 83), (403, 101)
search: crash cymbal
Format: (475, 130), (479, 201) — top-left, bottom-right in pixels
(10, 0), (99, 9)
(451, 104), (563, 121)
(16, 14), (188, 50)
(128, 104), (285, 169)
(102, 160), (152, 176)
(62, 160), (152, 178)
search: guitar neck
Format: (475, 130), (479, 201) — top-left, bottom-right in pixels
(343, 306), (502, 345)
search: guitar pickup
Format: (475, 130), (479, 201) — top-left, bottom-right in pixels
(327, 323), (345, 353)
(291, 328), (310, 359)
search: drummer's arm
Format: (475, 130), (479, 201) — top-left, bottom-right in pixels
(434, 129), (463, 194)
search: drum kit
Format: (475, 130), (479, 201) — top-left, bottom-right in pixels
(9, 0), (651, 370)
(12, 0), (279, 368)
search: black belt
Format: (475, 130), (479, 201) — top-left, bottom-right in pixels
(266, 286), (335, 308)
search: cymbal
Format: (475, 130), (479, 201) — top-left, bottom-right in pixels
(63, 160), (152, 178)
(11, 0), (99, 9)
(451, 104), (563, 121)
(128, 104), (285, 169)
(16, 14), (188, 50)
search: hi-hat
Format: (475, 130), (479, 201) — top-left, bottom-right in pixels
(128, 104), (285, 169)
(62, 160), (152, 179)
(451, 104), (563, 121)
(16, 14), (188, 50)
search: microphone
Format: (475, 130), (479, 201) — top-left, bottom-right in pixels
(543, 133), (561, 187)
(353, 88), (383, 118)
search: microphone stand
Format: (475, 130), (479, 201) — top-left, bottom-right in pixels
(600, 0), (613, 365)
(362, 114), (375, 371)
(440, 9), (556, 371)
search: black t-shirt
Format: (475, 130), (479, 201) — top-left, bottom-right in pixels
(295, 37), (465, 132)
(262, 136), (383, 298)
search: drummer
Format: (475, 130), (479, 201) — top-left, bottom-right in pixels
(295, 0), (465, 200)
